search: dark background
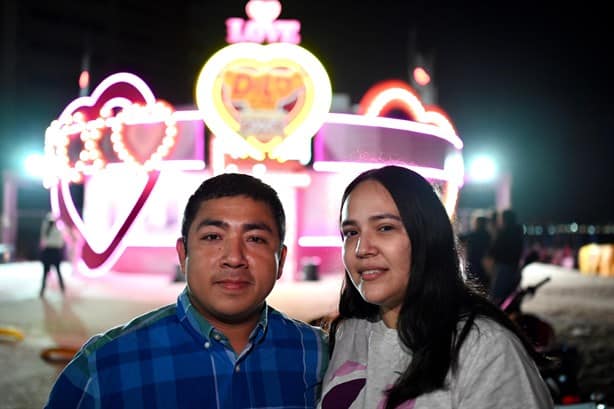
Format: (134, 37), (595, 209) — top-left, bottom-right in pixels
(1, 0), (612, 230)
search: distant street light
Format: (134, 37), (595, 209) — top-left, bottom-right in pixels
(23, 152), (46, 179)
(467, 154), (497, 183)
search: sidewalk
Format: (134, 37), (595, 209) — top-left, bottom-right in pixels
(1, 262), (613, 407)
(0, 261), (341, 408)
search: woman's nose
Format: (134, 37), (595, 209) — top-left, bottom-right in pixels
(355, 235), (376, 258)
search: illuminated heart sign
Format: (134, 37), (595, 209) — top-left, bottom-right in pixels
(45, 73), (177, 184)
(195, 42), (332, 164)
(44, 73), (173, 276)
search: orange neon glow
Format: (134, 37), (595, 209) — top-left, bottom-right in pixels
(195, 42), (331, 164)
(413, 67), (431, 86)
(78, 70), (90, 89)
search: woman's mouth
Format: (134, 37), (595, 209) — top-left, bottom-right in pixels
(360, 269), (385, 281)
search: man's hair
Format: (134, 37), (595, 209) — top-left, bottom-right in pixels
(181, 173), (286, 247)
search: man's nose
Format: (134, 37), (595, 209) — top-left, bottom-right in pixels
(222, 237), (248, 268)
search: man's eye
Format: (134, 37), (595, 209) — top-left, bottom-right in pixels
(247, 236), (266, 244)
(201, 233), (220, 241)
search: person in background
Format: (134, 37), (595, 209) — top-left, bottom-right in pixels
(319, 166), (552, 409)
(45, 173), (328, 409)
(39, 212), (66, 296)
(489, 209), (525, 305)
(459, 213), (492, 290)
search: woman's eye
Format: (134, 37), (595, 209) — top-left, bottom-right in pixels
(379, 225), (394, 232)
(342, 230), (357, 238)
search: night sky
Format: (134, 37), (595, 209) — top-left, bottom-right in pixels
(2, 1), (612, 225)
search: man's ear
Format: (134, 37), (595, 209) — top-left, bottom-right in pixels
(176, 237), (187, 274)
(276, 245), (287, 280)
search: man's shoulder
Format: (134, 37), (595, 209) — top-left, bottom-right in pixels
(267, 307), (327, 339)
(81, 303), (178, 357)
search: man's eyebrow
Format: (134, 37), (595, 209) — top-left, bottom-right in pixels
(243, 222), (274, 234)
(194, 219), (274, 234)
(194, 219), (227, 230)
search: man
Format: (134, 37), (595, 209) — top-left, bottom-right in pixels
(459, 214), (492, 290)
(45, 173), (328, 408)
(489, 209), (525, 304)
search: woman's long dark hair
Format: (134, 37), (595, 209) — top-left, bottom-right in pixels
(328, 165), (545, 409)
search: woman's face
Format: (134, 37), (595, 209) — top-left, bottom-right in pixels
(340, 179), (411, 328)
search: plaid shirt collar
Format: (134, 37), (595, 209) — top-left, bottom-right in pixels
(177, 287), (269, 344)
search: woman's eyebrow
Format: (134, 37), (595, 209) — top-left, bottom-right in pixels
(369, 213), (402, 222)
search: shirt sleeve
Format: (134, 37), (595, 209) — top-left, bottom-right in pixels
(44, 341), (99, 409)
(453, 322), (554, 409)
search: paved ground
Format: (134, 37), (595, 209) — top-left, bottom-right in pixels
(0, 261), (612, 408)
(519, 263), (614, 405)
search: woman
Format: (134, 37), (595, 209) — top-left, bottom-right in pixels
(319, 166), (552, 409)
(39, 212), (66, 296)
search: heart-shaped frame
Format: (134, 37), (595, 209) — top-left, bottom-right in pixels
(46, 73), (168, 276)
(195, 42), (331, 164)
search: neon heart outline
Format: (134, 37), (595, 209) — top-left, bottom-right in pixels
(51, 171), (159, 276)
(245, 0), (281, 23)
(109, 102), (178, 169)
(47, 73), (164, 276)
(195, 42), (331, 164)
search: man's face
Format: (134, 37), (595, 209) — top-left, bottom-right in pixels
(176, 195), (286, 327)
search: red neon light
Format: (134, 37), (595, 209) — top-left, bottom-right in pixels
(357, 79), (457, 136)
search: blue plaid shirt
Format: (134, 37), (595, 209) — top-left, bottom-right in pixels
(45, 288), (328, 408)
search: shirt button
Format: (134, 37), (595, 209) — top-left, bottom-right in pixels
(235, 365), (240, 372)
(204, 342), (210, 349)
(213, 334), (221, 341)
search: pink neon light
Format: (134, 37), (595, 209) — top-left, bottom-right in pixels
(52, 172), (159, 277)
(312, 161), (450, 182)
(58, 73), (156, 123)
(46, 72), (209, 276)
(298, 235), (342, 248)
(324, 112), (463, 149)
(225, 0), (301, 44)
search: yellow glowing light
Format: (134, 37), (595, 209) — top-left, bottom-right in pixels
(195, 42), (331, 164)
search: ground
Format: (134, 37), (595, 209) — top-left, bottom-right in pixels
(0, 261), (612, 408)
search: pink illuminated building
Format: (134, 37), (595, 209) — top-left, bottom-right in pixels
(43, 0), (464, 280)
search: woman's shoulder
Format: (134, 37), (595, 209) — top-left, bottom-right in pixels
(334, 317), (383, 341)
(461, 317), (527, 358)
